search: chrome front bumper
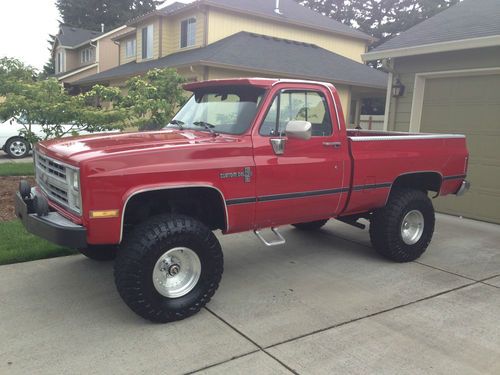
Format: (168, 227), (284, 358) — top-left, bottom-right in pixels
(456, 180), (471, 196)
(15, 186), (87, 249)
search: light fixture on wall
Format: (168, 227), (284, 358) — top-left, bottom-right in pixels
(392, 78), (405, 97)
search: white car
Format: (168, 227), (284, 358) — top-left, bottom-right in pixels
(0, 117), (114, 158)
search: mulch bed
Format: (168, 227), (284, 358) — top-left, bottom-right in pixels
(0, 176), (35, 222)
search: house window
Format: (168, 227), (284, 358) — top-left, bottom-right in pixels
(141, 24), (154, 59)
(81, 47), (94, 64)
(55, 50), (65, 73)
(180, 18), (196, 48)
(125, 38), (136, 58)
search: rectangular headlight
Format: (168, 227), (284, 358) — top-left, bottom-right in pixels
(66, 168), (82, 213)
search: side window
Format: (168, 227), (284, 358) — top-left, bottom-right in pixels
(259, 90), (333, 136)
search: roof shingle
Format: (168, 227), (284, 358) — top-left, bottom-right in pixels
(58, 25), (103, 48)
(370, 0), (500, 53)
(74, 31), (387, 89)
(130, 0), (371, 41)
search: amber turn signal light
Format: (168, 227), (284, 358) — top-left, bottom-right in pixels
(89, 209), (120, 219)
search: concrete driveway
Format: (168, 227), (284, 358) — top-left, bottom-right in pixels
(1, 214), (499, 374)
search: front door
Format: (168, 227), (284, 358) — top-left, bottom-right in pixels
(252, 83), (347, 228)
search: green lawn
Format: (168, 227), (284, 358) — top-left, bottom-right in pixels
(0, 162), (34, 176)
(0, 220), (77, 265)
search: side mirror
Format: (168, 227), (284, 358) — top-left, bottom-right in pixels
(285, 121), (312, 140)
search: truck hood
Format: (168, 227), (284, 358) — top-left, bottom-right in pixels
(37, 130), (228, 164)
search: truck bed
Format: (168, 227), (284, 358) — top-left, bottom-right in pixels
(341, 130), (468, 215)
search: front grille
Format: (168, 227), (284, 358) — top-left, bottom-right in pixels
(37, 153), (67, 180)
(35, 151), (74, 211)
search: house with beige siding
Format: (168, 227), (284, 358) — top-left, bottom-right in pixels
(70, 0), (387, 124)
(53, 24), (134, 86)
(363, 0), (500, 224)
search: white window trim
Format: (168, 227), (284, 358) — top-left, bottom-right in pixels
(141, 24), (154, 60)
(56, 49), (66, 74)
(80, 47), (95, 64)
(408, 66), (500, 133)
(180, 17), (197, 49)
(125, 38), (136, 58)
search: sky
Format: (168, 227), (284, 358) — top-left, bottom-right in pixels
(0, 0), (193, 70)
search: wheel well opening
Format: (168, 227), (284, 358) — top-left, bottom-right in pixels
(123, 187), (227, 237)
(392, 172), (442, 194)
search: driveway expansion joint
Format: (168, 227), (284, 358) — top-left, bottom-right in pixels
(414, 261), (479, 282)
(263, 280), (478, 350)
(325, 229), (479, 283)
(203, 307), (300, 375)
(184, 349), (261, 375)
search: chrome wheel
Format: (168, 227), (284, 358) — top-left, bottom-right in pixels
(9, 140), (28, 157)
(401, 210), (424, 245)
(152, 247), (201, 298)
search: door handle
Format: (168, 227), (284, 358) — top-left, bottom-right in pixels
(323, 141), (341, 148)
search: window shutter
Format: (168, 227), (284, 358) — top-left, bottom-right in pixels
(181, 20), (188, 48)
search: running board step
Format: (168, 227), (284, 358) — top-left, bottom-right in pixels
(254, 227), (286, 246)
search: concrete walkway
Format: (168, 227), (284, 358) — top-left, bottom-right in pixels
(1, 214), (499, 374)
(0, 154), (31, 164)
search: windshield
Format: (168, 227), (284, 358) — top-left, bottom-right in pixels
(167, 86), (266, 135)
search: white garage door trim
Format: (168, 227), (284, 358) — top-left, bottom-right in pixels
(409, 67), (500, 132)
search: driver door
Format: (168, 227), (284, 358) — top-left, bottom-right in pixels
(252, 84), (347, 228)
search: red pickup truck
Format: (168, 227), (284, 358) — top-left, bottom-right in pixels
(15, 78), (469, 323)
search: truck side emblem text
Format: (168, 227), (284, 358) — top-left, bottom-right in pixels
(220, 167), (252, 183)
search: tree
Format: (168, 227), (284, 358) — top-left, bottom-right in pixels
(0, 58), (126, 143)
(121, 68), (186, 130)
(40, 34), (56, 79)
(0, 58), (187, 141)
(296, 0), (460, 47)
(0, 57), (37, 98)
(55, 0), (164, 31)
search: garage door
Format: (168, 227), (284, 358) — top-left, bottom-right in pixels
(420, 74), (500, 224)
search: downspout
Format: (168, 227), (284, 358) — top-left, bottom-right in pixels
(381, 58), (396, 132)
(159, 16), (163, 57)
(113, 40), (121, 65)
(90, 40), (99, 72)
(203, 5), (209, 47)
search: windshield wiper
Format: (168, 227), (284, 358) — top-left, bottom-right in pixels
(168, 119), (185, 130)
(193, 121), (218, 136)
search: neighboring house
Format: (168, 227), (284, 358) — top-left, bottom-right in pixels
(53, 24), (134, 85)
(70, 0), (388, 124)
(363, 0), (500, 224)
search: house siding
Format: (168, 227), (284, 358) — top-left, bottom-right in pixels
(63, 65), (98, 84)
(206, 8), (367, 63)
(64, 49), (80, 72)
(387, 46), (500, 132)
(97, 37), (119, 72)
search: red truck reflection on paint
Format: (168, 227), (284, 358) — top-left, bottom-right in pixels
(16, 78), (470, 322)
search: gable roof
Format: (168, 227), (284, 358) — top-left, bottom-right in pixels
(57, 25), (103, 48)
(73, 31), (387, 89)
(130, 0), (372, 42)
(363, 0), (500, 60)
(161, 1), (188, 14)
